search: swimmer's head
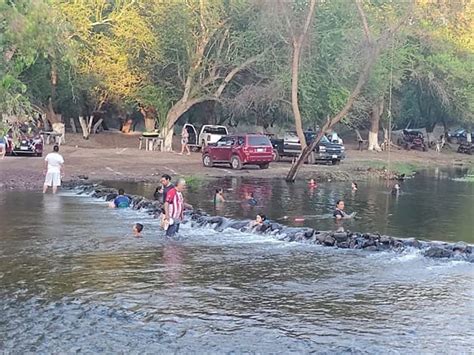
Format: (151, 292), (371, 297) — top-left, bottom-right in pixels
(256, 213), (266, 224)
(352, 182), (358, 190)
(336, 200), (345, 210)
(133, 223), (143, 234)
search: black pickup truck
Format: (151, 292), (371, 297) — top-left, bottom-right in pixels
(270, 131), (345, 164)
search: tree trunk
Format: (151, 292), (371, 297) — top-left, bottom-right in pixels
(285, 0), (317, 151)
(368, 98), (384, 151)
(291, 41), (307, 150)
(78, 116), (93, 139)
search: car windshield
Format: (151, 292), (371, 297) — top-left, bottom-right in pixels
(203, 127), (227, 135)
(320, 135), (330, 143)
(248, 136), (271, 146)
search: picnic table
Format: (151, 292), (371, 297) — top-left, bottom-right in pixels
(139, 135), (163, 151)
(40, 131), (63, 145)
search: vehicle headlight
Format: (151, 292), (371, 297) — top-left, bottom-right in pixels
(341, 146), (345, 150)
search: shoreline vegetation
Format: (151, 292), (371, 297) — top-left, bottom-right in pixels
(64, 182), (473, 261)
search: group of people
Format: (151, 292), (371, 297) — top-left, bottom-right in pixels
(111, 174), (192, 238)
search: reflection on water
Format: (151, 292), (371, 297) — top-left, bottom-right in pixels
(0, 170), (473, 353)
(107, 168), (474, 243)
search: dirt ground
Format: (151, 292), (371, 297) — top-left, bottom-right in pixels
(1, 132), (472, 191)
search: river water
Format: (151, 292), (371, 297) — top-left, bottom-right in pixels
(0, 170), (473, 353)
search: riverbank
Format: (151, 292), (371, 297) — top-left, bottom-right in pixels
(0, 132), (472, 191)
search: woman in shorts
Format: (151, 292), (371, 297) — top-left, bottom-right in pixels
(179, 126), (190, 155)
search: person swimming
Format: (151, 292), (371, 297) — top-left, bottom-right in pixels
(351, 182), (358, 191)
(109, 188), (131, 208)
(133, 223), (143, 237)
(214, 188), (225, 204)
(309, 179), (317, 188)
(333, 200), (355, 220)
(245, 192), (258, 206)
(391, 183), (401, 195)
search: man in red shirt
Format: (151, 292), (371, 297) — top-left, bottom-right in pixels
(163, 178), (190, 237)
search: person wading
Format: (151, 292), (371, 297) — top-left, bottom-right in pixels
(163, 178), (192, 237)
(43, 145), (64, 194)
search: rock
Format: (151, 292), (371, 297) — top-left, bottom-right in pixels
(380, 235), (392, 244)
(105, 193), (117, 202)
(333, 232), (348, 243)
(424, 246), (453, 258)
(323, 235), (335, 246)
(403, 238), (421, 249)
(337, 241), (350, 249)
(304, 229), (315, 239)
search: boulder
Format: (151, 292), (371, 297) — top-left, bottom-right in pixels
(334, 232), (348, 243)
(323, 235), (335, 246)
(424, 246), (453, 258)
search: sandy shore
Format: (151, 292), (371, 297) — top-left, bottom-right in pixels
(0, 132), (472, 191)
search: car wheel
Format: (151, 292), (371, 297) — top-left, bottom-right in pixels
(230, 155), (242, 170)
(332, 159), (340, 165)
(202, 154), (213, 168)
(36, 152), (42, 157)
(259, 163), (269, 169)
(272, 149), (280, 162)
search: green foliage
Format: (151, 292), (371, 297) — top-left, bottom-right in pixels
(0, 0), (471, 135)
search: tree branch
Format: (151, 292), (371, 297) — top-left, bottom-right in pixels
(214, 52), (266, 98)
(355, 0), (373, 43)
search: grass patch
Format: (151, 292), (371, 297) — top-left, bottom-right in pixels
(183, 175), (205, 189)
(363, 161), (419, 176)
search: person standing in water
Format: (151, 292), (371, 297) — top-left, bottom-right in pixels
(351, 182), (358, 191)
(163, 178), (191, 237)
(214, 188), (225, 204)
(244, 192), (257, 206)
(43, 145), (64, 194)
(179, 126), (190, 155)
(333, 200), (349, 219)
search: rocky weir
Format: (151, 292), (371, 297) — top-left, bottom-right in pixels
(65, 182), (473, 262)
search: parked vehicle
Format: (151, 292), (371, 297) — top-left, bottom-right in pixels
(202, 134), (273, 170)
(448, 129), (472, 144)
(184, 124), (229, 151)
(270, 131), (345, 164)
(397, 129), (427, 151)
(6, 132), (43, 157)
(457, 142), (473, 155)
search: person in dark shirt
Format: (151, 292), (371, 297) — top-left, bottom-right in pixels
(159, 174), (174, 203)
(245, 192), (257, 206)
(333, 200), (347, 219)
(110, 188), (131, 208)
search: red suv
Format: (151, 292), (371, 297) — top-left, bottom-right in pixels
(202, 134), (273, 170)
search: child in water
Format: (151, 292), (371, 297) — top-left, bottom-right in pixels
(245, 192), (258, 206)
(214, 188), (225, 204)
(133, 223), (143, 237)
(351, 182), (358, 191)
(309, 179), (317, 188)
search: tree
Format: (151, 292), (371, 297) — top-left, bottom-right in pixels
(276, 0), (317, 150)
(286, 0), (414, 181)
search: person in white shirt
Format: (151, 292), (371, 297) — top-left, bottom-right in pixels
(43, 145), (64, 194)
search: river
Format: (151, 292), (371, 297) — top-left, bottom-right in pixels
(0, 169), (472, 353)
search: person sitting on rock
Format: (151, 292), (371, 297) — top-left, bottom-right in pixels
(109, 188), (131, 208)
(249, 213), (267, 229)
